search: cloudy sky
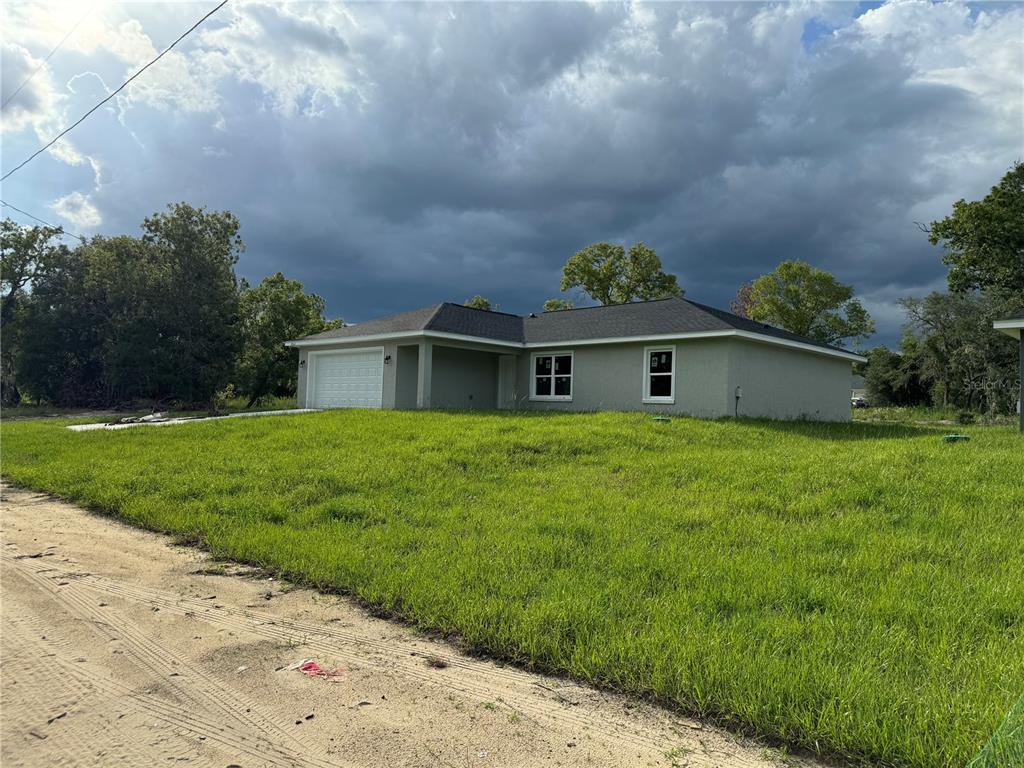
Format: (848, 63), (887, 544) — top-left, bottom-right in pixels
(2, 0), (1022, 345)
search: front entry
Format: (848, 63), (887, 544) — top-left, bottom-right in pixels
(497, 355), (517, 409)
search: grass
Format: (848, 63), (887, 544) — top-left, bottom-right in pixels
(853, 405), (1017, 427)
(2, 410), (1022, 767)
(1, 395), (296, 423)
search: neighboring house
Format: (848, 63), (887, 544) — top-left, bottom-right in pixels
(285, 297), (866, 422)
(851, 375), (867, 401)
(993, 311), (1024, 432)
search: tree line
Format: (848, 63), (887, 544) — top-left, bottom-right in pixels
(4, 165), (1019, 415)
(857, 162), (1021, 414)
(1, 203), (338, 410)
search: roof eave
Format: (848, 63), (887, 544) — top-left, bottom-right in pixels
(286, 327), (864, 361)
(993, 319), (1024, 339)
(285, 330), (523, 349)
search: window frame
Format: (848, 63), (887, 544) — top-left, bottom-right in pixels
(642, 345), (676, 404)
(529, 351), (574, 402)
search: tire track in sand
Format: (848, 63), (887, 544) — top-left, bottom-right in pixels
(3, 547), (769, 768)
(2, 556), (347, 768)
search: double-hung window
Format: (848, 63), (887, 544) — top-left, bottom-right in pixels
(643, 346), (675, 403)
(531, 352), (573, 401)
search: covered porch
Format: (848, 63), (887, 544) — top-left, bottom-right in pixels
(392, 340), (519, 411)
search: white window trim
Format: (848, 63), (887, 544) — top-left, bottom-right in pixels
(642, 345), (676, 404)
(529, 351), (574, 401)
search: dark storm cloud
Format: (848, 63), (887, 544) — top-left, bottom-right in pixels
(4, 1), (1022, 345)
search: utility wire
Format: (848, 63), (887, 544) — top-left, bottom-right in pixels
(1, 0), (228, 183)
(1, 199), (86, 242)
(1, 5), (94, 111)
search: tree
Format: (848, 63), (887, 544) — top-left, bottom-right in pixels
(14, 231), (212, 407)
(15, 244), (107, 406)
(236, 273), (341, 405)
(0, 219), (71, 405)
(140, 203), (245, 406)
(560, 241), (682, 305)
(82, 235), (176, 404)
(900, 291), (1018, 413)
(860, 341), (929, 407)
(746, 260), (874, 346)
(543, 298), (574, 312)
(464, 295), (494, 310)
(926, 162), (1024, 304)
(730, 281), (753, 318)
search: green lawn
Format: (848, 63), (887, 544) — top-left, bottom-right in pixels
(2, 411), (1022, 767)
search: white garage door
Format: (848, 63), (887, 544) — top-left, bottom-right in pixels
(310, 348), (384, 409)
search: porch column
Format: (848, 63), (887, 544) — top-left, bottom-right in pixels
(416, 340), (433, 409)
(992, 316), (1023, 431)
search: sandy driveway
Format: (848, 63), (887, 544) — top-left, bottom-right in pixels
(0, 485), (824, 768)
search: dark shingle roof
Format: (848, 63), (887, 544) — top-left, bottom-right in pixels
(299, 304), (444, 341)
(998, 309), (1024, 321)
(682, 299), (856, 353)
(427, 303), (524, 342)
(292, 297), (859, 356)
(299, 303), (524, 343)
(523, 297), (854, 354)
(523, 298), (722, 343)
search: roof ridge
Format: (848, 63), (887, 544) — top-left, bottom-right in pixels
(683, 298), (776, 330)
(538, 296), (680, 314)
(441, 301), (523, 319)
(683, 298), (855, 353)
(423, 302), (447, 330)
(682, 297), (749, 322)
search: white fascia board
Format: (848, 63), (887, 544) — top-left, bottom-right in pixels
(285, 331), (424, 347)
(285, 330), (522, 349)
(523, 330), (865, 362)
(522, 330), (736, 348)
(425, 331), (523, 349)
(993, 319), (1024, 338)
(286, 327), (865, 361)
(731, 330), (866, 362)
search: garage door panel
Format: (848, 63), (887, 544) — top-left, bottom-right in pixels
(311, 349), (384, 409)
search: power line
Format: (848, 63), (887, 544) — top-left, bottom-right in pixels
(1, 199), (86, 242)
(1, 5), (94, 111)
(1, 0), (228, 183)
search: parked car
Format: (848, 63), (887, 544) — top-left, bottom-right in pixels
(851, 396), (869, 408)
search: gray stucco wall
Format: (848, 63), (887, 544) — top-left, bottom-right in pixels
(430, 346), (498, 410)
(513, 339), (732, 417)
(512, 337), (852, 421)
(726, 339), (853, 422)
(296, 348), (309, 407)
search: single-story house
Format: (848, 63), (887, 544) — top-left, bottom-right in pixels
(285, 297), (866, 422)
(993, 310), (1024, 431)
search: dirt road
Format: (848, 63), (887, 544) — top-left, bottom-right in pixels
(1, 485), (820, 768)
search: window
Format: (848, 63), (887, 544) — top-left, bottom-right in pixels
(531, 352), (573, 400)
(643, 346), (675, 403)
